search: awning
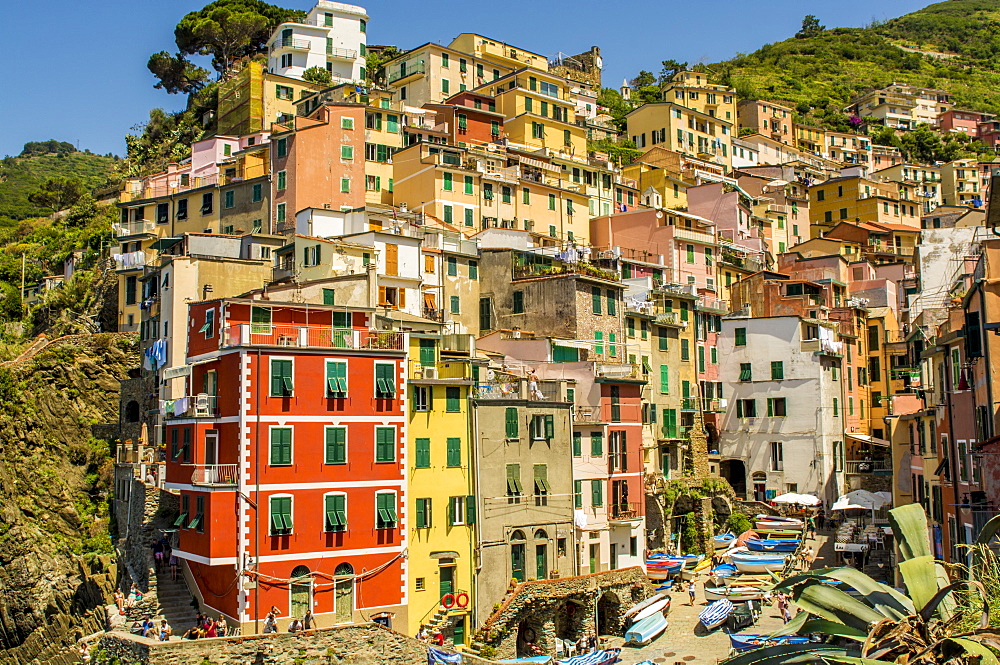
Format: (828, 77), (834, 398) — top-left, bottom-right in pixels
(846, 433), (890, 447)
(518, 156), (561, 172)
(150, 237), (182, 251)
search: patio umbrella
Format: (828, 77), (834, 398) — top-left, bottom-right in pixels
(772, 492), (822, 506)
(832, 490), (888, 512)
(874, 491), (893, 507)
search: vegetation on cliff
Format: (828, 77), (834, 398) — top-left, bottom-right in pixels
(0, 146), (117, 223)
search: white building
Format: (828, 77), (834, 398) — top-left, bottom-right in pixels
(731, 138), (760, 170)
(717, 315), (846, 505)
(267, 1), (368, 84)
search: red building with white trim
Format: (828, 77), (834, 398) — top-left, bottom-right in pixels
(164, 298), (408, 632)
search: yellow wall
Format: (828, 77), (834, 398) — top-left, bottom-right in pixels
(627, 103), (733, 170)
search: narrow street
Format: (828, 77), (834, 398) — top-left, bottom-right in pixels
(601, 531), (834, 664)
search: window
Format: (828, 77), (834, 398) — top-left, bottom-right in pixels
(592, 286), (602, 314)
(739, 363), (752, 381)
(341, 145), (354, 161)
(443, 172), (453, 192)
(736, 399), (757, 418)
(200, 309), (215, 339)
(375, 427), (395, 463)
(606, 291), (616, 315)
(270, 359), (293, 396)
(269, 496), (292, 534)
(590, 479), (603, 507)
(572, 431), (582, 457)
(325, 494), (347, 531)
(659, 365), (669, 394)
(513, 290), (524, 314)
(376, 492), (398, 528)
(270, 427), (292, 465)
(325, 427), (346, 464)
(449, 496), (469, 526)
(533, 464), (550, 504)
(770, 441), (783, 471)
(479, 297), (492, 331)
(681, 338), (690, 361)
(201, 192), (213, 214)
(735, 327), (747, 346)
(251, 183), (262, 203)
(505, 407), (519, 438)
(591, 431), (603, 456)
(574, 480), (583, 508)
(441, 79), (450, 94)
(594, 331), (604, 355)
(531, 414), (555, 440)
(190, 496), (205, 532)
(833, 397), (839, 416)
(276, 137), (287, 157)
(414, 437), (431, 468)
(276, 203), (286, 223)
(415, 498), (432, 529)
(548, 193), (556, 210)
(450, 295), (460, 314)
(767, 397), (787, 417)
(340, 178), (350, 193)
(506, 464), (523, 501)
(771, 361), (784, 380)
(341, 116), (354, 130)
(375, 363), (396, 398)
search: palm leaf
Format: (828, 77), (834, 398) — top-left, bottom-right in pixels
(897, 555), (941, 613)
(889, 504), (931, 561)
(789, 581), (885, 632)
(919, 580), (989, 628)
(944, 637), (1000, 665)
(720, 643), (871, 665)
(973, 514), (1000, 572)
(767, 608), (809, 637)
(778, 567), (914, 618)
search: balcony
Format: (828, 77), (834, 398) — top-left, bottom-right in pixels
(114, 250), (148, 272)
(845, 460), (890, 475)
(271, 37), (311, 52)
(655, 311), (682, 326)
(595, 362), (642, 381)
(573, 405), (602, 423)
(801, 339), (844, 357)
(672, 227), (716, 244)
(115, 221), (157, 239)
(681, 397), (699, 411)
(410, 360), (473, 381)
(512, 259), (619, 282)
(165, 394), (218, 419)
(221, 325), (405, 351)
(697, 298), (729, 314)
(188, 464), (238, 487)
(609, 502), (642, 523)
(702, 398), (725, 412)
(326, 46), (358, 60)
(387, 61), (426, 84)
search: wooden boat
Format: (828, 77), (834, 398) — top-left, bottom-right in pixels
(699, 599), (734, 630)
(722, 573), (774, 588)
(729, 552), (788, 573)
(705, 585), (767, 602)
(746, 538), (800, 553)
(710, 563), (737, 578)
(623, 593), (668, 621)
(499, 658), (553, 664)
(624, 611), (668, 646)
(713, 533), (736, 550)
(652, 580), (674, 592)
(755, 516), (804, 531)
(727, 633), (810, 652)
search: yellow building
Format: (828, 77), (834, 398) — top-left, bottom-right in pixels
(622, 160), (690, 210)
(940, 158), (983, 207)
(381, 42), (514, 109)
(872, 163), (941, 214)
(808, 175), (921, 236)
(663, 71), (737, 124)
(793, 123), (827, 155)
(406, 336), (476, 647)
(217, 61), (325, 135)
(626, 102), (733, 171)
(865, 306), (907, 441)
(448, 33), (549, 73)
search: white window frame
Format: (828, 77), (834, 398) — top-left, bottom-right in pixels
(374, 424), (398, 464)
(268, 424), (294, 466)
(268, 493), (294, 535)
(412, 385), (430, 412)
(450, 496), (466, 526)
(322, 491), (348, 532)
(269, 355), (295, 397)
(323, 425), (348, 465)
(373, 361), (398, 399)
(325, 359), (348, 397)
(374, 490), (398, 529)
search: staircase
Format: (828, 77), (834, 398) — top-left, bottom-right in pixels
(150, 567), (200, 637)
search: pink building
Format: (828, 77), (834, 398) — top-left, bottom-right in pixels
(687, 182), (763, 254)
(938, 109), (993, 137)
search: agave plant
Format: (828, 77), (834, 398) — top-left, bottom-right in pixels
(720, 504), (1000, 664)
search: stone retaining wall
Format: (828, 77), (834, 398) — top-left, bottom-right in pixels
(95, 624), (497, 665)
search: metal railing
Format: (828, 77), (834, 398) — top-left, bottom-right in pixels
(609, 502), (641, 521)
(387, 61), (426, 84)
(113, 250), (148, 271)
(165, 395), (218, 418)
(271, 37), (311, 52)
(573, 405), (601, 423)
(655, 311), (681, 326)
(222, 325), (405, 351)
(115, 221), (157, 238)
(189, 464), (238, 486)
(327, 46), (358, 59)
(595, 363), (642, 380)
(845, 460), (890, 474)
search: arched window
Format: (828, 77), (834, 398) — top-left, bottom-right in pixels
(289, 566), (311, 620)
(510, 530), (526, 541)
(533, 529), (548, 540)
(333, 563), (354, 623)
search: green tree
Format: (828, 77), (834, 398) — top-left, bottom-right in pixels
(660, 59), (688, 81)
(364, 46), (403, 85)
(171, 0), (304, 78)
(27, 178), (88, 213)
(631, 70), (657, 88)
(20, 140), (75, 157)
(0, 282), (21, 321)
(796, 14), (825, 39)
(302, 66), (332, 86)
(147, 51), (211, 94)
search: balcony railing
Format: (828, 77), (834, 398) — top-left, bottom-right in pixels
(655, 311), (681, 326)
(609, 502), (642, 522)
(387, 61), (426, 84)
(114, 221), (157, 238)
(573, 405), (602, 423)
(165, 394), (218, 418)
(410, 360), (472, 380)
(271, 37), (311, 52)
(189, 464), (238, 487)
(326, 46), (358, 60)
(698, 298), (729, 314)
(113, 250), (148, 271)
(681, 397), (699, 411)
(595, 363), (642, 381)
(222, 325), (405, 351)
(845, 460), (890, 474)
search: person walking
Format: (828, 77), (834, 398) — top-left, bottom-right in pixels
(817, 509), (826, 530)
(688, 579), (697, 605)
(169, 552), (179, 581)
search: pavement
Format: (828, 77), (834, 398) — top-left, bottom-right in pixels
(600, 530), (834, 665)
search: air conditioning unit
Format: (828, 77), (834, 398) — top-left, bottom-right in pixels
(423, 367), (439, 380)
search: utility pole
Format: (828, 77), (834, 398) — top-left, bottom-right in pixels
(20, 253), (25, 311)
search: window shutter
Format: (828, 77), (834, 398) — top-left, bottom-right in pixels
(591, 431), (603, 456)
(572, 432), (581, 456)
(505, 407), (519, 438)
(735, 327), (747, 346)
(544, 414), (554, 439)
(325, 427), (346, 464)
(416, 498), (427, 528)
(447, 438), (461, 467)
(415, 438), (430, 468)
(591, 479), (603, 507)
(465, 496), (476, 524)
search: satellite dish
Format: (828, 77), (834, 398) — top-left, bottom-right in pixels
(594, 56), (604, 69)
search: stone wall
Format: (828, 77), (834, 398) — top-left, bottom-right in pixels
(847, 473), (892, 493)
(95, 623), (497, 665)
(114, 475), (178, 594)
(479, 567), (653, 660)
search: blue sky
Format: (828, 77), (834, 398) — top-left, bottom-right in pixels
(0, 0), (931, 158)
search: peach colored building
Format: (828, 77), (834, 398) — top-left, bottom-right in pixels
(737, 100), (794, 146)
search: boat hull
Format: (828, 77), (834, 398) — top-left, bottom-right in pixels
(746, 538), (799, 553)
(728, 634), (810, 652)
(631, 597), (671, 623)
(705, 586), (766, 602)
(624, 612), (667, 646)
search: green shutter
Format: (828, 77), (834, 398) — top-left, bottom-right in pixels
(375, 364), (396, 397)
(681, 338), (690, 361)
(572, 432), (582, 456)
(446, 438), (461, 467)
(446, 386), (460, 412)
(415, 498), (428, 528)
(606, 291), (616, 315)
(270, 428), (292, 465)
(327, 362), (347, 396)
(735, 327), (747, 346)
(375, 427), (395, 462)
(594, 330), (604, 355)
(325, 427), (346, 464)
(574, 481), (583, 508)
(415, 438), (430, 468)
(659, 328), (668, 351)
(592, 286), (602, 314)
(533, 464), (551, 493)
(591, 479), (603, 507)
(326, 494), (346, 530)
(544, 414), (555, 439)
(270, 359), (292, 396)
(443, 172), (453, 191)
(505, 407), (519, 438)
(660, 365), (669, 394)
(591, 431), (603, 456)
(506, 464), (522, 494)
(466, 496), (476, 525)
(771, 361), (784, 380)
(322, 288), (336, 305)
(469, 260), (478, 279)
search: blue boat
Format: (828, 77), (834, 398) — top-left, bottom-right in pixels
(624, 611), (667, 646)
(499, 658), (553, 664)
(711, 563), (737, 577)
(555, 648), (621, 665)
(713, 533), (736, 550)
(727, 633), (810, 652)
(699, 598), (734, 630)
(729, 552), (788, 573)
(745, 538), (800, 553)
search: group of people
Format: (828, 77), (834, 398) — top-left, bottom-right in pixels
(152, 537), (180, 581)
(415, 625), (446, 646)
(796, 545), (815, 570)
(264, 606), (313, 634)
(114, 583), (145, 613)
(182, 613), (228, 640)
(135, 616), (172, 641)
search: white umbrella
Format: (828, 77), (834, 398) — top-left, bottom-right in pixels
(768, 179), (790, 188)
(772, 492), (821, 506)
(832, 490), (888, 511)
(874, 491), (893, 507)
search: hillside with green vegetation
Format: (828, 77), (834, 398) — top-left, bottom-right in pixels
(0, 143), (118, 222)
(711, 0), (1000, 127)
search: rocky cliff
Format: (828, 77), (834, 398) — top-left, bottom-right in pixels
(0, 333), (137, 665)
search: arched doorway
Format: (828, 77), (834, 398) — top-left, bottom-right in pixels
(510, 530), (526, 582)
(721, 459), (747, 498)
(533, 529), (548, 580)
(124, 400), (140, 423)
(333, 563), (354, 623)
(554, 601), (584, 642)
(289, 565), (312, 620)
(596, 590), (621, 636)
(751, 471), (767, 502)
(516, 620), (543, 657)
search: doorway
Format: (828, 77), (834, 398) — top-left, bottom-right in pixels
(535, 543), (547, 579)
(610, 543), (618, 570)
(439, 560), (456, 597)
(720, 459), (747, 497)
(511, 530), (526, 582)
(453, 617), (465, 646)
(204, 431), (218, 466)
(596, 591), (621, 635)
(333, 563), (354, 623)
(589, 543), (599, 573)
(289, 566), (312, 620)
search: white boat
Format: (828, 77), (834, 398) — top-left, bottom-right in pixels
(704, 585), (767, 602)
(729, 552), (789, 573)
(624, 611), (667, 646)
(632, 596), (671, 622)
(623, 593), (668, 621)
(698, 599), (734, 630)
